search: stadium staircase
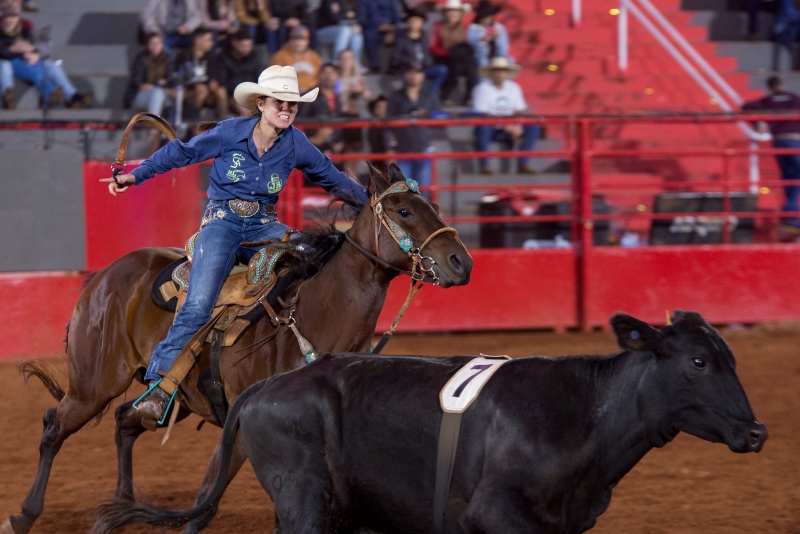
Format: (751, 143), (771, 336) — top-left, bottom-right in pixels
(488, 0), (783, 220)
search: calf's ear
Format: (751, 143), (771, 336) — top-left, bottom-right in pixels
(610, 313), (662, 352)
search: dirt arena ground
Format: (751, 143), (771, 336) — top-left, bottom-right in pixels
(0, 325), (798, 533)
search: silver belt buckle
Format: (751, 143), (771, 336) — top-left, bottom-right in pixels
(229, 199), (260, 217)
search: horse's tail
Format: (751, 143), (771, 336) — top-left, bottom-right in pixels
(91, 382), (262, 534)
(20, 360), (66, 401)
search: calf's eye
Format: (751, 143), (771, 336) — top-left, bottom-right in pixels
(693, 358), (706, 369)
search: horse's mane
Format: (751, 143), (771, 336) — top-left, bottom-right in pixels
(280, 190), (366, 278)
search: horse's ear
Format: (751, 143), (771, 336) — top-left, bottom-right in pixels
(610, 313), (662, 352)
(367, 163), (391, 194)
(387, 162), (406, 183)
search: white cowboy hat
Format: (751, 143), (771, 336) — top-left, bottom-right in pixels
(233, 65), (319, 110)
(479, 56), (522, 79)
(437, 0), (472, 13)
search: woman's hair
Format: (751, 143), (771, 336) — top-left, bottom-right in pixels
(144, 32), (163, 46)
(250, 96), (266, 118)
(337, 49), (358, 78)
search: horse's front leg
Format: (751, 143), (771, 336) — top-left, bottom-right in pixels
(113, 400), (192, 503)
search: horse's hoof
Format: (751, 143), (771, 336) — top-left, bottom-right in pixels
(1, 518), (19, 534)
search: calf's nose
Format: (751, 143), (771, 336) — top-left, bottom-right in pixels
(747, 423), (768, 452)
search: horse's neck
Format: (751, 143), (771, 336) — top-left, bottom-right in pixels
(295, 222), (396, 353)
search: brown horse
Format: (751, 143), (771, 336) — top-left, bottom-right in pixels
(3, 164), (473, 534)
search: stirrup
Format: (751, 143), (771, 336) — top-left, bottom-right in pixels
(132, 378), (178, 427)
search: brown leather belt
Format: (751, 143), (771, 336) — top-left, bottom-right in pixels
(228, 199), (275, 217)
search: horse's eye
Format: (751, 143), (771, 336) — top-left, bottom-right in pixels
(693, 358), (706, 369)
(398, 209), (412, 218)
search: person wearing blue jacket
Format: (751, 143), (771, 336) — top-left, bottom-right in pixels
(467, 1), (511, 68)
(101, 65), (369, 423)
(359, 0), (401, 72)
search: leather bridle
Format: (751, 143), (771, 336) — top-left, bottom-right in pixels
(344, 178), (461, 287)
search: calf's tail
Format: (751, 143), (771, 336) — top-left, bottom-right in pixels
(90, 383), (263, 534)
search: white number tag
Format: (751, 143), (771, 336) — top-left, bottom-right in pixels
(439, 356), (511, 413)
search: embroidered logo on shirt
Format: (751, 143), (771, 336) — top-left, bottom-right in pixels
(226, 153), (247, 182)
(268, 173), (282, 194)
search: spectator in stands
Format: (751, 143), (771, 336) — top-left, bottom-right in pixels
(270, 25), (322, 93)
(367, 94), (392, 170)
(234, 0), (278, 51)
(270, 0), (311, 52)
(298, 62), (341, 154)
(316, 0), (363, 66)
(387, 62), (441, 195)
(198, 0), (236, 37)
(390, 8), (448, 94)
(177, 28), (228, 119)
(430, 0), (478, 106)
(125, 32), (176, 116)
(468, 0), (510, 68)
(773, 0), (800, 57)
(359, 0), (401, 73)
(142, 0), (203, 51)
(744, 75), (800, 228)
(211, 27), (263, 115)
(472, 57), (538, 175)
(338, 48), (370, 113)
(0, 6), (93, 109)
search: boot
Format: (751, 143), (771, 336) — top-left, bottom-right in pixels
(68, 91), (94, 109)
(135, 385), (171, 429)
(3, 88), (15, 109)
(48, 87), (65, 108)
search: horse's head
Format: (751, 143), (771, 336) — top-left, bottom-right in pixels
(348, 164), (472, 288)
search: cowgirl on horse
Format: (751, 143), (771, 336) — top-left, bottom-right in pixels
(101, 65), (369, 423)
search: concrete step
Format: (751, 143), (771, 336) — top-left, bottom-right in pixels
(50, 45), (131, 77)
(716, 41), (793, 72)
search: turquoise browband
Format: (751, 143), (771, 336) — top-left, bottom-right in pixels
(372, 179), (420, 253)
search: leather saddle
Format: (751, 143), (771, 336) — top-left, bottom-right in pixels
(151, 231), (299, 348)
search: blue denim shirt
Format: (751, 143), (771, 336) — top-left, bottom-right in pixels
(131, 117), (368, 204)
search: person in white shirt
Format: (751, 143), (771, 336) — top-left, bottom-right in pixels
(471, 56), (539, 174)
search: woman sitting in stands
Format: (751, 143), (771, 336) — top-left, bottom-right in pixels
(0, 5), (92, 108)
(101, 66), (368, 425)
(429, 0), (478, 106)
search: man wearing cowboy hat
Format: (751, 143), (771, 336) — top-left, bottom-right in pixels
(100, 65), (368, 422)
(430, 0), (479, 106)
(472, 56), (539, 175)
(467, 0), (511, 68)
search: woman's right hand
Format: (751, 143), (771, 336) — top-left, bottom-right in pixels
(99, 174), (136, 196)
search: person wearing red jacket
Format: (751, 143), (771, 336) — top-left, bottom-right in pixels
(429, 0), (477, 105)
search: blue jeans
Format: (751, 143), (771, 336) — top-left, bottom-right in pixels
(774, 138), (800, 218)
(363, 25), (385, 69)
(397, 154), (432, 198)
(316, 25), (364, 64)
(245, 24), (280, 54)
(164, 32), (193, 51)
(131, 87), (168, 116)
(10, 58), (54, 103)
(474, 124), (540, 170)
(0, 60), (12, 92)
(424, 64), (448, 94)
(145, 200), (291, 381)
(44, 61), (76, 100)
